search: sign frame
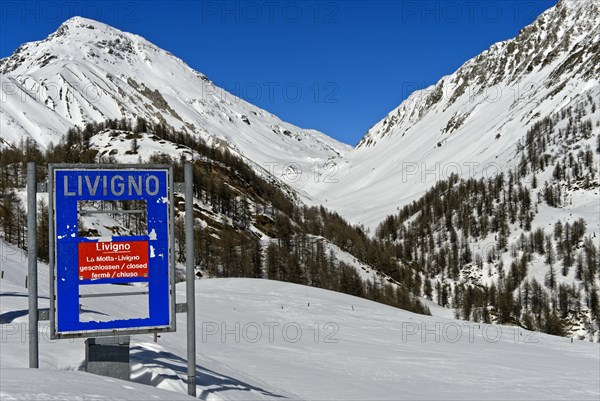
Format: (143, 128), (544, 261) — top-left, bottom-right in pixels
(49, 164), (176, 339)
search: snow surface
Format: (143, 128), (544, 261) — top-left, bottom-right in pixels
(0, 369), (195, 400)
(1, 239), (599, 400)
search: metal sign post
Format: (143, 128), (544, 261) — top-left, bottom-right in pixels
(185, 163), (197, 397)
(27, 162), (39, 368)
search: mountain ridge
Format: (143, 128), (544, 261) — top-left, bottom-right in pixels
(2, 2), (598, 223)
(309, 0), (599, 230)
(358, 0), (598, 150)
(0, 15), (350, 195)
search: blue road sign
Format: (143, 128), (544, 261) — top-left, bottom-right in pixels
(50, 166), (175, 338)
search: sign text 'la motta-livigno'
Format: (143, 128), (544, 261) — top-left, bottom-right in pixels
(78, 241), (149, 281)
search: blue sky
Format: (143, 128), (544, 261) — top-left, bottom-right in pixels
(0, 0), (557, 145)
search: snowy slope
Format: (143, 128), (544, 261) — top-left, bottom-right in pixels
(310, 0), (600, 230)
(0, 16), (350, 193)
(1, 239), (599, 400)
(0, 369), (195, 401)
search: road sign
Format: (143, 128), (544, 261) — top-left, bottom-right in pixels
(49, 165), (175, 339)
(78, 241), (150, 281)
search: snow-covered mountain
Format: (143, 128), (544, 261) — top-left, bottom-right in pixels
(311, 0), (599, 230)
(2, 1), (597, 228)
(0, 16), (350, 189)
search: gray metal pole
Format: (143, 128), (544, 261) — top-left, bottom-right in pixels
(48, 165), (56, 339)
(27, 162), (39, 368)
(184, 163), (196, 397)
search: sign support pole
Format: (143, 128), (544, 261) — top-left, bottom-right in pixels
(27, 162), (39, 368)
(185, 163), (196, 397)
(48, 165), (56, 340)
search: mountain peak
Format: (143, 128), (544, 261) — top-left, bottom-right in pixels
(1, 15), (141, 76)
(51, 16), (120, 40)
(0, 16), (350, 193)
(356, 0), (599, 150)
(60, 15), (102, 28)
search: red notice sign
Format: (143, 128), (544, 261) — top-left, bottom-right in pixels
(78, 241), (149, 281)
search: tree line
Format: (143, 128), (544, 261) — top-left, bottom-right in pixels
(374, 97), (600, 339)
(0, 117), (429, 316)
